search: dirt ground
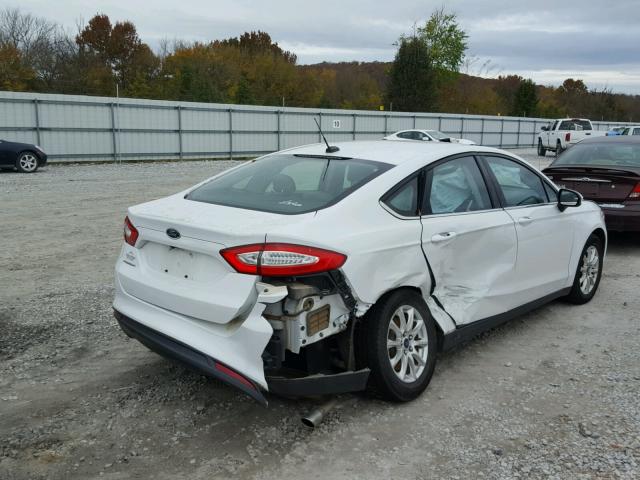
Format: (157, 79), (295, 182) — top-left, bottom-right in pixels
(1, 150), (639, 480)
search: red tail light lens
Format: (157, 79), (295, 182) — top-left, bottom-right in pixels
(565, 132), (571, 142)
(220, 243), (347, 276)
(629, 183), (640, 199)
(123, 216), (139, 246)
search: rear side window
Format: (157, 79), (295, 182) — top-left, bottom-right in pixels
(384, 176), (419, 216)
(187, 154), (392, 214)
(484, 156), (548, 207)
(559, 120), (592, 131)
(424, 157), (492, 214)
(633, 128), (640, 136)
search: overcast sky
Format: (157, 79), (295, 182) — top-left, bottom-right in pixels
(11, 0), (640, 94)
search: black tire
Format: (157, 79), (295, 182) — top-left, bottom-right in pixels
(537, 139), (546, 157)
(359, 289), (437, 402)
(16, 151), (40, 173)
(556, 140), (563, 156)
(564, 234), (604, 305)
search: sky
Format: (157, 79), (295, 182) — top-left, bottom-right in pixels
(10, 0), (640, 94)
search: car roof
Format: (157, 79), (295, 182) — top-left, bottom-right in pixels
(578, 136), (640, 145)
(278, 140), (502, 166)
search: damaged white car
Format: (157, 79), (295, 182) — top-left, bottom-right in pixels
(114, 140), (606, 405)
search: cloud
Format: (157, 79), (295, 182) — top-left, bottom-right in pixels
(9, 0), (640, 93)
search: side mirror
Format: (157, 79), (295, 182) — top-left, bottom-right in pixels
(541, 126), (549, 131)
(440, 137), (452, 143)
(558, 188), (581, 212)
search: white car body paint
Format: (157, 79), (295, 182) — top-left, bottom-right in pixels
(113, 140), (606, 394)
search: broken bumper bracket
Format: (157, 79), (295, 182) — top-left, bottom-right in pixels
(266, 369), (370, 398)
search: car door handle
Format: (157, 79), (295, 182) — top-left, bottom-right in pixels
(431, 232), (457, 243)
(518, 216), (533, 226)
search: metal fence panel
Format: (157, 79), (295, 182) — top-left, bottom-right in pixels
(0, 90), (635, 162)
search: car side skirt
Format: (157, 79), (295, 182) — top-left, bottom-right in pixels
(441, 287), (571, 351)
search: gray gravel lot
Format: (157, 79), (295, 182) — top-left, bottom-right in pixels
(1, 148), (639, 480)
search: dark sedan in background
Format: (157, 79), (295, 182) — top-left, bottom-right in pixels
(543, 137), (640, 232)
(0, 139), (48, 173)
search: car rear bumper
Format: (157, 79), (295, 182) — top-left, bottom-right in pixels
(600, 204), (640, 232)
(114, 272), (371, 404)
(115, 310), (268, 405)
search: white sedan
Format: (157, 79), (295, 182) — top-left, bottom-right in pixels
(384, 129), (476, 145)
(114, 140), (605, 405)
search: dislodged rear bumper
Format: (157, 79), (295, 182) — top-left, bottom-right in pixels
(115, 309), (371, 404)
(115, 310), (268, 405)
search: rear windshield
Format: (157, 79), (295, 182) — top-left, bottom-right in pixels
(554, 143), (640, 167)
(186, 154), (392, 214)
(559, 120), (592, 131)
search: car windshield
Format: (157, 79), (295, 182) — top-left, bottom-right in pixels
(186, 154), (392, 214)
(428, 131), (449, 140)
(553, 143), (640, 168)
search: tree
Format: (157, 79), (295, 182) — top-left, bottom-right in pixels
(388, 8), (467, 111)
(0, 44), (34, 90)
(418, 8), (467, 73)
(512, 78), (538, 117)
(76, 14), (159, 94)
(386, 36), (436, 112)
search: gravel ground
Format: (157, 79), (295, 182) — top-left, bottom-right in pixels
(1, 148), (639, 480)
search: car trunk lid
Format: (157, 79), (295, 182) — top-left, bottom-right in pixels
(121, 194), (315, 324)
(544, 166), (640, 202)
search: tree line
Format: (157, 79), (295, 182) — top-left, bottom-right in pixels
(1, 7), (638, 122)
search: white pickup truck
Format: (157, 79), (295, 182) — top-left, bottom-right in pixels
(537, 118), (604, 156)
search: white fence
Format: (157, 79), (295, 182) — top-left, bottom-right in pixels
(0, 91), (628, 162)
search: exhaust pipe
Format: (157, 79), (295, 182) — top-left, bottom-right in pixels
(301, 398), (338, 429)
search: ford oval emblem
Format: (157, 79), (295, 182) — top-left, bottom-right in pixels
(166, 228), (181, 239)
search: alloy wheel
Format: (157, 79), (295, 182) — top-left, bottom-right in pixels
(19, 153), (38, 172)
(386, 305), (429, 383)
(579, 245), (599, 295)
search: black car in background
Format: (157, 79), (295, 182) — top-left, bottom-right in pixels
(543, 137), (640, 232)
(0, 139), (48, 173)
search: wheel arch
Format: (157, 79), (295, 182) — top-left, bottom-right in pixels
(591, 227), (606, 248)
(362, 285), (448, 351)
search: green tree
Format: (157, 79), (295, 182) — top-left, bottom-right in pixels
(386, 36), (436, 112)
(388, 8), (467, 111)
(511, 78), (538, 117)
(418, 8), (467, 73)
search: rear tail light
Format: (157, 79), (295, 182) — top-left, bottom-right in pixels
(123, 216), (139, 246)
(629, 183), (640, 199)
(220, 243), (347, 276)
(565, 132), (571, 142)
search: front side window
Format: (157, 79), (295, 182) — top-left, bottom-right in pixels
(484, 156), (548, 207)
(424, 157), (492, 214)
(187, 154), (392, 214)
